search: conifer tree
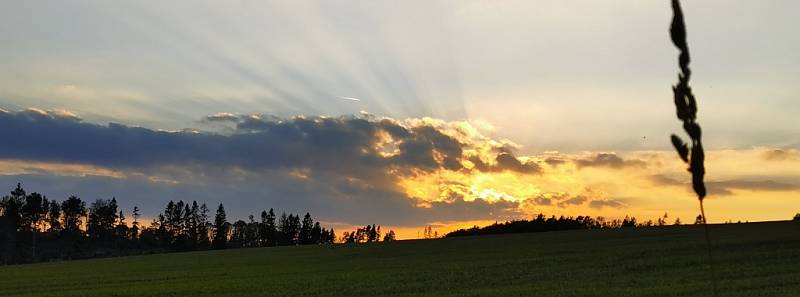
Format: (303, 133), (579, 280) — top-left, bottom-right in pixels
(212, 203), (228, 249)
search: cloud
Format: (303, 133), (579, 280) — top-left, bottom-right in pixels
(648, 174), (685, 186)
(544, 157), (566, 167)
(706, 180), (800, 196)
(557, 196), (587, 208)
(0, 109), (548, 225)
(9, 109), (796, 229)
(588, 199), (627, 209)
(650, 174), (800, 197)
(575, 153), (646, 169)
(762, 149), (800, 161)
(468, 153), (541, 174)
(1, 109), (543, 179)
(532, 196), (552, 206)
(204, 112), (240, 122)
(0, 109), (465, 175)
(337, 96), (362, 102)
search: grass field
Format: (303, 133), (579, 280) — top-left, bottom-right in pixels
(1, 221), (798, 297)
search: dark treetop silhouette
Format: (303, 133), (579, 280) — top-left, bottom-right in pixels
(0, 183), (350, 265)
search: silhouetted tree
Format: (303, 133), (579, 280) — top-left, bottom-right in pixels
(366, 224), (381, 242)
(1, 183), (26, 263)
(87, 198), (119, 242)
(59, 195), (87, 260)
(311, 222), (322, 244)
(130, 206), (140, 240)
(262, 208), (277, 246)
(198, 203), (211, 247)
(278, 213), (301, 245)
(245, 215), (258, 247)
(299, 213), (314, 245)
(0, 184), (343, 264)
(341, 225), (382, 243)
(621, 216), (637, 228)
(230, 220), (247, 248)
(694, 214), (704, 225)
(21, 192), (48, 232)
(21, 191), (48, 260)
(657, 213), (668, 226)
(383, 230), (396, 242)
(212, 203), (228, 249)
(47, 200), (61, 234)
(325, 228), (336, 244)
(115, 211), (128, 240)
(61, 196), (86, 235)
(185, 201), (201, 250)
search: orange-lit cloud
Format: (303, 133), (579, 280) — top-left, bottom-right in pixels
(0, 109), (798, 239)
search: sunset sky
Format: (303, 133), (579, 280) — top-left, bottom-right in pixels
(1, 1), (798, 238)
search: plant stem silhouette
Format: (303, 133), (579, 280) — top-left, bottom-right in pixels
(669, 1), (717, 296)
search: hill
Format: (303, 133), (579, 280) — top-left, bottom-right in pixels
(1, 221), (798, 297)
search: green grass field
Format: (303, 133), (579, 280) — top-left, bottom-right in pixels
(1, 221), (798, 297)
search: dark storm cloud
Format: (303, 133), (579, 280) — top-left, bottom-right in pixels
(0, 110), (448, 174)
(575, 153), (646, 169)
(0, 109), (543, 178)
(0, 109), (540, 225)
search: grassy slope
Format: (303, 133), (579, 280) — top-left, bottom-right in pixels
(1, 221), (798, 297)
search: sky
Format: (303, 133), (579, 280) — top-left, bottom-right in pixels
(0, 1), (798, 238)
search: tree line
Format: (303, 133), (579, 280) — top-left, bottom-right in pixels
(0, 183), (344, 265)
(340, 224), (396, 243)
(445, 213), (692, 237)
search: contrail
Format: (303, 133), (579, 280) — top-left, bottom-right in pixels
(337, 96), (362, 102)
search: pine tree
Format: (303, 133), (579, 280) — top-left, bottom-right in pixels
(212, 203), (228, 249)
(311, 222), (322, 244)
(264, 208), (277, 246)
(246, 215), (258, 247)
(115, 210), (128, 240)
(188, 201), (200, 247)
(288, 214), (301, 245)
(299, 213), (314, 245)
(278, 212), (291, 245)
(198, 203), (211, 247)
(131, 206), (140, 240)
(327, 228), (336, 244)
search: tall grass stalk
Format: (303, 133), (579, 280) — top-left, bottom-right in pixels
(669, 0), (717, 296)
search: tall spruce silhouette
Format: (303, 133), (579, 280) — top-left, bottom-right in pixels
(669, 1), (716, 296)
